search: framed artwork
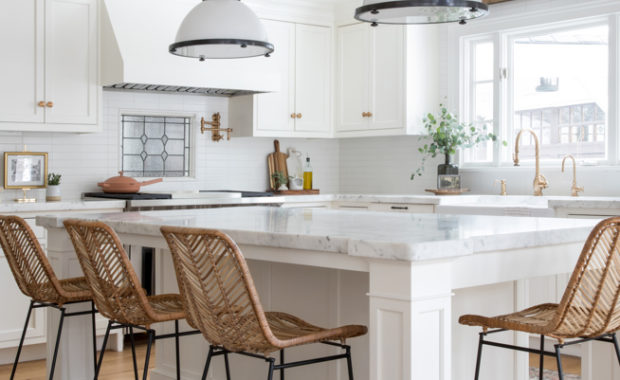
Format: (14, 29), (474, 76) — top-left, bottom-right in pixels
(4, 152), (48, 189)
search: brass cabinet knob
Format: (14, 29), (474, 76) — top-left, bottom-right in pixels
(291, 113), (296, 119)
(367, 112), (373, 117)
(362, 112), (367, 117)
(296, 113), (302, 119)
(46, 101), (54, 108)
(38, 101), (46, 108)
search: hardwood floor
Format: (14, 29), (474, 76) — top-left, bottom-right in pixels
(0, 340), (581, 380)
(529, 353), (581, 376)
(0, 339), (156, 380)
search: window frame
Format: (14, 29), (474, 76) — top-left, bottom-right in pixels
(118, 109), (198, 180)
(459, 14), (619, 168)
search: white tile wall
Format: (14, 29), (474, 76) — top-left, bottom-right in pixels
(339, 136), (443, 194)
(0, 91), (340, 201)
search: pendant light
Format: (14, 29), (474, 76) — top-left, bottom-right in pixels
(170, 0), (274, 60)
(355, 0), (489, 26)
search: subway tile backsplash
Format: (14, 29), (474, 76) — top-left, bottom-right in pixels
(0, 91), (339, 201)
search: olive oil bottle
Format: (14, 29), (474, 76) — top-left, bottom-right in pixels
(303, 156), (313, 190)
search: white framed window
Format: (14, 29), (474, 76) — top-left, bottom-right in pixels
(462, 16), (614, 167)
(463, 37), (495, 164)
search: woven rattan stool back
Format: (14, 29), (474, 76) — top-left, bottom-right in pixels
(161, 226), (278, 353)
(64, 219), (156, 326)
(0, 215), (64, 303)
(553, 217), (620, 337)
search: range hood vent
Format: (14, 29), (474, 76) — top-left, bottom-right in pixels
(101, 0), (278, 96)
(104, 83), (261, 98)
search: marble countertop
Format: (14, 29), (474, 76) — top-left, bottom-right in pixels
(37, 206), (598, 262)
(0, 199), (126, 214)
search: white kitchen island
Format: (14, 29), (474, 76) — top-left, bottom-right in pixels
(37, 207), (610, 380)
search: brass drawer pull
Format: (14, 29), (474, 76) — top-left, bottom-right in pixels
(391, 206), (409, 210)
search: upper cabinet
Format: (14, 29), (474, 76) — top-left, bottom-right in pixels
(230, 21), (332, 138)
(335, 23), (439, 137)
(0, 0), (99, 132)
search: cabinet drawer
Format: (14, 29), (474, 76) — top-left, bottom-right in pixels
(368, 203), (434, 214)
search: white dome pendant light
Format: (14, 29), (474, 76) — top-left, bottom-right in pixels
(355, 0), (488, 26)
(170, 0), (274, 60)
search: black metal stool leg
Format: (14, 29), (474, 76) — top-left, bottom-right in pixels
(94, 321), (112, 380)
(474, 332), (485, 380)
(10, 300), (34, 380)
(345, 345), (354, 380)
(129, 327), (139, 380)
(266, 357), (276, 380)
(142, 330), (155, 380)
(201, 346), (215, 380)
(91, 302), (97, 373)
(48, 307), (66, 380)
(280, 349), (284, 380)
(555, 344), (565, 380)
(224, 351), (232, 380)
(539, 335), (545, 380)
(612, 333), (620, 366)
(175, 320), (181, 380)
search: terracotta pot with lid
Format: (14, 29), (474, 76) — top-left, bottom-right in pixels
(97, 172), (163, 194)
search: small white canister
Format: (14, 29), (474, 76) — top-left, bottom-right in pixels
(46, 185), (61, 202)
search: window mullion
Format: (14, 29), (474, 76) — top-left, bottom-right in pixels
(609, 14), (619, 164)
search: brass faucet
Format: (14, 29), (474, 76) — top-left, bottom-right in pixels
(561, 155), (583, 197)
(513, 128), (548, 196)
(201, 113), (233, 142)
(494, 179), (507, 196)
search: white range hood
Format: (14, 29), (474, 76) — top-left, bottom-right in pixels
(101, 0), (279, 96)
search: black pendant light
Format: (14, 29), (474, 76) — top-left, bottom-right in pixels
(355, 0), (489, 26)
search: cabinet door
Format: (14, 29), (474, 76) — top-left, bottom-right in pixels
(0, 0), (45, 123)
(45, 0), (98, 124)
(336, 23), (370, 132)
(369, 25), (405, 130)
(255, 20), (295, 135)
(294, 24), (331, 134)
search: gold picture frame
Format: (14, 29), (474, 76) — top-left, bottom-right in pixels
(4, 152), (48, 189)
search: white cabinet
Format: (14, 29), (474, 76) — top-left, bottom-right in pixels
(230, 21), (331, 138)
(0, 0), (99, 132)
(335, 23), (439, 137)
(0, 0), (45, 124)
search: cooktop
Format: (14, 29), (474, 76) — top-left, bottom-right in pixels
(84, 192), (172, 200)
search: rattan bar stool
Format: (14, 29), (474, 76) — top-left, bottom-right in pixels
(63, 219), (200, 380)
(459, 216), (620, 380)
(161, 226), (368, 380)
(0, 215), (97, 380)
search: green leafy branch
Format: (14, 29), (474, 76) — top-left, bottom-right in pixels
(411, 104), (507, 179)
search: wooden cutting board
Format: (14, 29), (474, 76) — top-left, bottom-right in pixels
(267, 140), (289, 190)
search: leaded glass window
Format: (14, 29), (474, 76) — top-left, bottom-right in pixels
(122, 115), (191, 177)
